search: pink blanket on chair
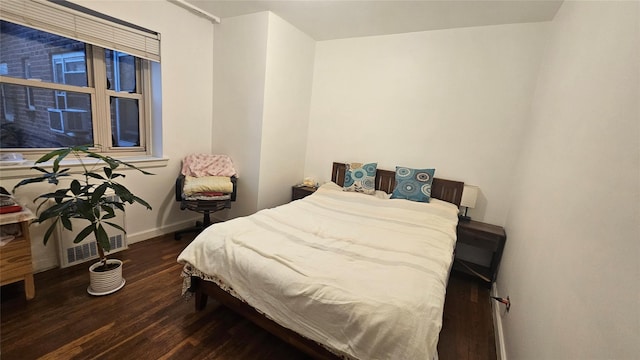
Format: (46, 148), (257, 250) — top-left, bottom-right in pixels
(181, 154), (238, 178)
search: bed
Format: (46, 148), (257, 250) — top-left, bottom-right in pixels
(178, 162), (464, 359)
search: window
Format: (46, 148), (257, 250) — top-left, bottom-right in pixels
(0, 0), (160, 155)
(0, 83), (15, 122)
(22, 58), (35, 111)
(0, 21), (149, 153)
(106, 50), (142, 147)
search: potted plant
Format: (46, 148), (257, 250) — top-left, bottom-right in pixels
(13, 145), (152, 295)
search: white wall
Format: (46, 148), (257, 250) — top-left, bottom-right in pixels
(212, 12), (269, 218)
(73, 1), (218, 238)
(258, 13), (315, 210)
(304, 23), (549, 225)
(499, 1), (640, 359)
(212, 12), (315, 216)
(0, 0), (217, 271)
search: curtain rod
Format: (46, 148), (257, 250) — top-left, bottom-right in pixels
(169, 0), (221, 23)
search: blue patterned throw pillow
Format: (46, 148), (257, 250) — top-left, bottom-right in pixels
(343, 162), (377, 195)
(390, 166), (436, 202)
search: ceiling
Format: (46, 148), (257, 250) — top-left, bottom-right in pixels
(184, 0), (563, 41)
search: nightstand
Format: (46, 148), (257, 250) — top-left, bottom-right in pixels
(453, 220), (506, 287)
(291, 185), (317, 201)
(0, 208), (36, 300)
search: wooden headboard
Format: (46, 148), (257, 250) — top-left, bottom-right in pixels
(331, 162), (464, 207)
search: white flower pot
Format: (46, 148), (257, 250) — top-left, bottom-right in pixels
(87, 259), (126, 296)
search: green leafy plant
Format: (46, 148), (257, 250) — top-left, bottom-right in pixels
(13, 145), (152, 271)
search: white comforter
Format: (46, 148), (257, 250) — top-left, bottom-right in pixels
(177, 182), (459, 360)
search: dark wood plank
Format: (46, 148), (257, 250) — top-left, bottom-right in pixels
(1, 233), (495, 360)
(439, 275), (497, 360)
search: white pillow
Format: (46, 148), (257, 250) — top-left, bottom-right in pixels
(318, 182), (343, 191)
(318, 182), (389, 199)
(374, 190), (391, 199)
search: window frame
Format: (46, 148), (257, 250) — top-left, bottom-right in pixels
(0, 83), (15, 121)
(0, 35), (152, 157)
(22, 58), (36, 111)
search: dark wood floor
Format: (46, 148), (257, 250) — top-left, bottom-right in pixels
(1, 233), (496, 360)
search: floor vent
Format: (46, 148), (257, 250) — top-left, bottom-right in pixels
(57, 195), (127, 268)
(64, 234), (124, 266)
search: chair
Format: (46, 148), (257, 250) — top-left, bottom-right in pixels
(174, 154), (238, 240)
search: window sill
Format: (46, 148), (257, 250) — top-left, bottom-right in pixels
(0, 155), (169, 180)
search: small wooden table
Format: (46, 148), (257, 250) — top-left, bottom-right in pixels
(291, 185), (317, 201)
(454, 219), (506, 287)
(0, 208), (36, 300)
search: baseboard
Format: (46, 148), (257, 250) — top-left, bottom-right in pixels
(491, 283), (507, 360)
(32, 218), (199, 274)
(32, 261), (60, 274)
(126, 218), (200, 244)
(108, 213), (228, 245)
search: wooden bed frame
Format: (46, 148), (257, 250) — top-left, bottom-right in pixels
(190, 162), (464, 360)
(331, 162), (464, 206)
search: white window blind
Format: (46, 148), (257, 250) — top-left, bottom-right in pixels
(0, 0), (160, 62)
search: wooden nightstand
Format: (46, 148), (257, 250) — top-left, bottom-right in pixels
(453, 219), (506, 287)
(291, 185), (317, 201)
(0, 208), (36, 300)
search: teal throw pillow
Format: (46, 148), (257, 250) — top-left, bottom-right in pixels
(343, 162), (377, 195)
(390, 166), (435, 202)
